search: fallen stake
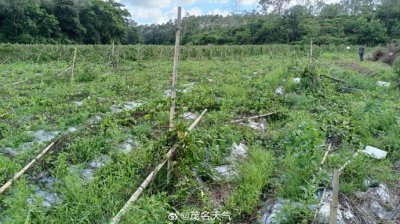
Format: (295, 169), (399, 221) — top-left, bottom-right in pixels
(339, 151), (361, 173)
(229, 111), (279, 124)
(321, 74), (346, 83)
(0, 142), (56, 194)
(320, 143), (333, 169)
(110, 109), (207, 224)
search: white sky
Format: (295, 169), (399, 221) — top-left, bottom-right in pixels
(116, 0), (341, 25)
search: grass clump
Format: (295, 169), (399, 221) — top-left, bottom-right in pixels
(226, 147), (274, 216)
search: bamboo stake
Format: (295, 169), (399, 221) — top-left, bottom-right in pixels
(57, 66), (72, 76)
(339, 151), (361, 173)
(169, 6), (182, 130)
(312, 188), (327, 224)
(320, 143), (333, 168)
(111, 109), (207, 224)
(0, 142), (55, 195)
(112, 40), (115, 60)
(167, 6), (182, 184)
(70, 47), (77, 83)
(309, 40), (313, 65)
(111, 40), (116, 68)
(329, 170), (340, 224)
(229, 111), (279, 123)
(311, 143), (333, 223)
(321, 74), (346, 83)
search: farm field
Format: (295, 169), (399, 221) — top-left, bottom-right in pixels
(0, 45), (399, 223)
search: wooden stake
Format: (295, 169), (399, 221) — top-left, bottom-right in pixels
(111, 40), (116, 68)
(112, 40), (115, 59)
(229, 111), (279, 123)
(329, 170), (340, 224)
(0, 142), (55, 195)
(309, 40), (313, 65)
(339, 151), (360, 173)
(167, 6), (182, 184)
(110, 109), (207, 224)
(321, 74), (346, 83)
(320, 143), (333, 168)
(169, 6), (182, 130)
(312, 188), (327, 224)
(70, 47), (77, 83)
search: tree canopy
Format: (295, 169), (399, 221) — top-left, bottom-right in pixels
(0, 0), (135, 44)
(0, 0), (399, 45)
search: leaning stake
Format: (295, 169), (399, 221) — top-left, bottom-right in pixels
(0, 142), (55, 194)
(111, 109), (207, 224)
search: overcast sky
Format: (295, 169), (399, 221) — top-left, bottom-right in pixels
(116, 0), (340, 25)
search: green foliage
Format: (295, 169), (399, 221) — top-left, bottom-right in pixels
(226, 148), (274, 215)
(0, 46), (399, 223)
(393, 57), (400, 76)
(0, 0), (133, 44)
(123, 194), (172, 224)
(274, 201), (313, 224)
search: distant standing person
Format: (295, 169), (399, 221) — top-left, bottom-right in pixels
(359, 44), (365, 62)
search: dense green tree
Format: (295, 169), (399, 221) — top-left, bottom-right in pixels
(55, 0), (84, 41)
(0, 0), (134, 44)
(80, 0), (130, 44)
(377, 0), (400, 37)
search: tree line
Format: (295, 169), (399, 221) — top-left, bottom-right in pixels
(0, 0), (138, 44)
(1, 0), (400, 45)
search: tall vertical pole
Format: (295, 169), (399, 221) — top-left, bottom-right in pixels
(168, 6), (182, 184)
(169, 6), (182, 131)
(111, 40), (115, 68)
(71, 47), (77, 83)
(329, 170), (340, 224)
(309, 40), (313, 65)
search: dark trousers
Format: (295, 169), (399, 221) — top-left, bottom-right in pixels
(359, 53), (364, 62)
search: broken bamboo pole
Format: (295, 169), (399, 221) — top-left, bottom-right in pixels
(329, 170), (340, 224)
(0, 142), (56, 195)
(311, 143), (333, 223)
(339, 151), (361, 173)
(312, 188), (327, 224)
(321, 74), (346, 83)
(229, 111), (279, 124)
(110, 109), (207, 224)
(320, 143), (333, 168)
(167, 6), (182, 184)
(70, 47), (77, 83)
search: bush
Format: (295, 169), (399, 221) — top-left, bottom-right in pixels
(370, 48), (386, 61)
(382, 52), (397, 65)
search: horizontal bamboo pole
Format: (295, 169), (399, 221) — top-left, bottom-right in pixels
(321, 74), (346, 83)
(111, 109), (207, 224)
(229, 111), (279, 123)
(0, 142), (55, 194)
